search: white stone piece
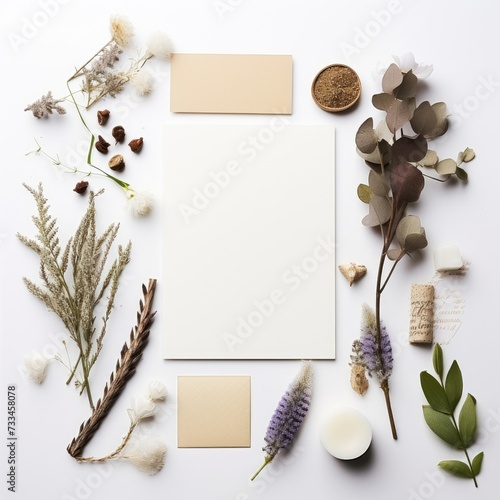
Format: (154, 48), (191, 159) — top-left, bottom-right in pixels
(433, 245), (463, 272)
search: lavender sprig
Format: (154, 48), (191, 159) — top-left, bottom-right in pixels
(350, 304), (396, 436)
(251, 361), (312, 481)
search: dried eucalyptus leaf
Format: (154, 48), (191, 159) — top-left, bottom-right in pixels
(423, 406), (461, 447)
(456, 166), (468, 181)
(419, 149), (438, 167)
(357, 184), (372, 204)
(386, 99), (411, 134)
(387, 248), (403, 261)
(356, 118), (378, 154)
(445, 360), (463, 413)
(382, 63), (404, 94)
(375, 120), (393, 144)
(458, 394), (477, 448)
(472, 452), (484, 476)
(372, 92), (394, 112)
(420, 371), (450, 414)
(404, 231), (428, 253)
(395, 70), (417, 99)
(411, 101), (437, 136)
(392, 135), (428, 164)
(425, 102), (449, 139)
(436, 158), (457, 175)
(396, 215), (427, 253)
(368, 169), (390, 196)
(438, 460), (473, 478)
(361, 195), (392, 227)
(433, 343), (444, 379)
(462, 147), (475, 162)
(390, 162), (425, 205)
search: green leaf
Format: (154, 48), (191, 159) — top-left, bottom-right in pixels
(438, 460), (473, 478)
(458, 394), (477, 448)
(445, 361), (463, 413)
(456, 166), (468, 181)
(423, 406), (461, 447)
(420, 372), (450, 414)
(357, 184), (372, 204)
(472, 451), (484, 476)
(433, 343), (444, 379)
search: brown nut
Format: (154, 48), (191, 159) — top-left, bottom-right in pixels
(128, 137), (143, 153)
(97, 109), (110, 126)
(73, 181), (89, 194)
(112, 125), (126, 144)
(95, 135), (110, 154)
(108, 154), (125, 171)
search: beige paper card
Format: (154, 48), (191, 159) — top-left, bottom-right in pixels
(170, 53), (293, 114)
(177, 376), (251, 448)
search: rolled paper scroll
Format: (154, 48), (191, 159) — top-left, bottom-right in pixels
(409, 284), (434, 344)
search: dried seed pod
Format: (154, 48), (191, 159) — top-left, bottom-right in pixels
(97, 109), (110, 126)
(108, 154), (125, 171)
(112, 125), (126, 144)
(338, 262), (367, 286)
(73, 181), (89, 194)
(128, 137), (143, 153)
(95, 135), (110, 154)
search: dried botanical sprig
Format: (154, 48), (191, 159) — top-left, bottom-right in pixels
(24, 90), (66, 118)
(67, 279), (157, 458)
(251, 361), (312, 481)
(420, 344), (483, 487)
(17, 183), (131, 409)
(352, 53), (476, 439)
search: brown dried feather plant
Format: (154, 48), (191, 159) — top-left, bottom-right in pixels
(17, 183), (131, 410)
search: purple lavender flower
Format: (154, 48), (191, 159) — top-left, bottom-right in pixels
(251, 361), (312, 481)
(357, 304), (393, 384)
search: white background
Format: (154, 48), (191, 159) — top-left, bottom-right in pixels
(1, 1), (499, 499)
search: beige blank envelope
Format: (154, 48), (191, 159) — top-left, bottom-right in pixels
(170, 53), (293, 114)
(177, 376), (251, 448)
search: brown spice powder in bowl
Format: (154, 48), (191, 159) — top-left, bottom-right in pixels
(312, 64), (361, 112)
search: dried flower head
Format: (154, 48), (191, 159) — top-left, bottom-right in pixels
(95, 135), (111, 154)
(122, 432), (166, 474)
(97, 109), (110, 125)
(112, 125), (126, 144)
(146, 380), (167, 403)
(108, 154), (125, 171)
(128, 396), (157, 425)
(130, 71), (154, 96)
(24, 351), (50, 384)
(110, 15), (135, 48)
(251, 361), (312, 480)
(124, 188), (153, 217)
(24, 91), (66, 118)
(146, 31), (174, 60)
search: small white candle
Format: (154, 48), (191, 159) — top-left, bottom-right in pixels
(433, 245), (463, 272)
(319, 407), (372, 460)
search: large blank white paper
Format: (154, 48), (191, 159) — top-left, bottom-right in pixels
(162, 124), (335, 359)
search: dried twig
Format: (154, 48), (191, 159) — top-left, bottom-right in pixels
(67, 278), (157, 458)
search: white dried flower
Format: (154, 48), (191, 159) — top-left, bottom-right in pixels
(146, 31), (174, 60)
(122, 432), (166, 475)
(393, 52), (433, 79)
(130, 71), (153, 96)
(24, 351), (49, 384)
(110, 15), (135, 48)
(146, 380), (167, 402)
(128, 396), (157, 424)
(125, 188), (154, 217)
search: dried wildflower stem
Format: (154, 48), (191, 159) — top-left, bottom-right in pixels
(68, 41), (115, 81)
(67, 279), (157, 458)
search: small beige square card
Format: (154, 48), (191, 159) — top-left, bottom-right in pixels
(170, 53), (293, 114)
(177, 376), (251, 448)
